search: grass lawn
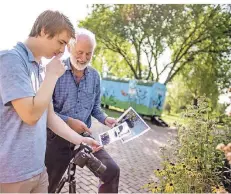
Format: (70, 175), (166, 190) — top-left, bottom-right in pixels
(102, 107), (187, 127)
(102, 107), (124, 119)
(161, 113), (188, 126)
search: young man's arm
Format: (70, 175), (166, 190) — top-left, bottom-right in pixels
(1, 53), (65, 125)
(12, 74), (58, 125)
(47, 103), (100, 148)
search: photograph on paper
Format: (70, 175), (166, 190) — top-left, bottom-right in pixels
(99, 122), (131, 146)
(116, 107), (151, 143)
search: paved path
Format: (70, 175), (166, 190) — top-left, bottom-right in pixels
(62, 117), (176, 193)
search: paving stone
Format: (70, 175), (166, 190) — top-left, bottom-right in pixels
(88, 185), (98, 192)
(79, 177), (91, 185)
(76, 188), (88, 193)
(59, 117), (174, 193)
(78, 183), (91, 191)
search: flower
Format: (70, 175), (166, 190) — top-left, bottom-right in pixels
(151, 186), (161, 193)
(164, 183), (174, 193)
(216, 143), (225, 151)
(225, 152), (231, 161)
(191, 156), (199, 164)
(212, 186), (228, 194)
(227, 143), (231, 150)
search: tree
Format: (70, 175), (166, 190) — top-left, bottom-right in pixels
(92, 42), (134, 78)
(166, 47), (231, 112)
(80, 4), (231, 84)
(167, 62), (219, 112)
(166, 5), (231, 85)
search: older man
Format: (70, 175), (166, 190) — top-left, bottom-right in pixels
(45, 28), (120, 193)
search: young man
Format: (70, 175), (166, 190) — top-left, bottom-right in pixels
(45, 28), (120, 193)
(0, 11), (100, 193)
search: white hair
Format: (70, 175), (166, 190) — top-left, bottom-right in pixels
(69, 28), (96, 50)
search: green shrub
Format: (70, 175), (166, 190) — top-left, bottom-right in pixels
(144, 97), (231, 193)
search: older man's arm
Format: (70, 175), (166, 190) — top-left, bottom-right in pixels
(91, 79), (107, 124)
(47, 103), (101, 149)
(91, 75), (117, 128)
(55, 111), (92, 134)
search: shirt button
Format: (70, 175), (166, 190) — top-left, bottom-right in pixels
(77, 101), (80, 103)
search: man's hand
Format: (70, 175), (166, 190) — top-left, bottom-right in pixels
(67, 117), (92, 134)
(82, 137), (103, 152)
(105, 117), (117, 128)
(46, 53), (66, 79)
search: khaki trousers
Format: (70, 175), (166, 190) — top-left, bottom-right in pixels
(0, 169), (48, 193)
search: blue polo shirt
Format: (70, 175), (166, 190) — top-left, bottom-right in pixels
(0, 42), (47, 183)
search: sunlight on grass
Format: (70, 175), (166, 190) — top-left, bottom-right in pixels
(102, 107), (187, 126)
(102, 107), (123, 119)
(161, 113), (187, 126)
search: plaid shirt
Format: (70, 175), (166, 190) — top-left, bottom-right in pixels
(53, 58), (107, 128)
